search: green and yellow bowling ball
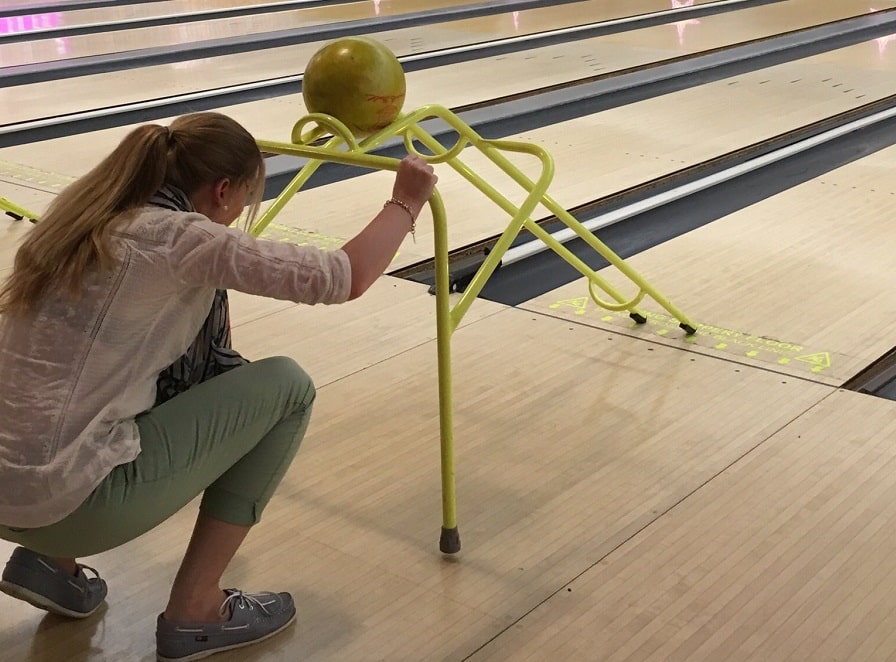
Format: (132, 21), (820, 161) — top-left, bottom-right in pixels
(302, 37), (406, 136)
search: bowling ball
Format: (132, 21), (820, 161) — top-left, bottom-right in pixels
(302, 37), (406, 136)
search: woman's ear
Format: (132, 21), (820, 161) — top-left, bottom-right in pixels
(213, 178), (232, 205)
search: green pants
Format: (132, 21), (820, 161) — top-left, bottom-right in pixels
(0, 356), (314, 558)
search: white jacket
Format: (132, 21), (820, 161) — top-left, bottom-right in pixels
(0, 206), (351, 528)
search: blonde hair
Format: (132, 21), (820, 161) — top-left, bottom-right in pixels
(0, 112), (264, 315)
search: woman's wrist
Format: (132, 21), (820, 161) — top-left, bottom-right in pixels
(384, 197), (417, 242)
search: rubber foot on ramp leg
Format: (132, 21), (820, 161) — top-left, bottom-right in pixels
(440, 527), (461, 554)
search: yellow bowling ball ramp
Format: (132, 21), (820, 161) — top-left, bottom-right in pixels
(254, 104), (697, 554)
(1, 196), (38, 222)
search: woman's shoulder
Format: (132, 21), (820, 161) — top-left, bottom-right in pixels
(113, 206), (214, 244)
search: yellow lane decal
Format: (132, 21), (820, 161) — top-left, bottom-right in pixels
(258, 222), (345, 249)
(0, 160), (76, 192)
(547, 298), (842, 378)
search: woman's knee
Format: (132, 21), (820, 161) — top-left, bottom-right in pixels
(251, 356), (316, 409)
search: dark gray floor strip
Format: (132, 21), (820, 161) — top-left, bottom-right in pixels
(842, 347), (896, 399)
(878, 378), (896, 399)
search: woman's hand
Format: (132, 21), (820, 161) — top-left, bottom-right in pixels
(391, 155), (438, 216)
(340, 155), (439, 300)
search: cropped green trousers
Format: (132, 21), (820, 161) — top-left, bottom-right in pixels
(0, 357), (313, 558)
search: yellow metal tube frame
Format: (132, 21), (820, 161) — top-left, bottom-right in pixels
(254, 105), (696, 554)
(1, 197), (38, 222)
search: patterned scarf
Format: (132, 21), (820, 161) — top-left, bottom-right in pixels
(150, 185), (248, 406)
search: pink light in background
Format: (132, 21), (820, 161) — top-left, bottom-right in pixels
(374, 0), (381, 16)
(0, 12), (61, 35)
(869, 8), (895, 55)
(671, 0), (700, 46)
(0, 12), (70, 59)
(512, 11), (520, 31)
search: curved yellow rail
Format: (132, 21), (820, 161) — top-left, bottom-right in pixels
(1, 197), (38, 222)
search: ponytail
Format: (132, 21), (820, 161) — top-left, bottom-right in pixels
(0, 112), (264, 315)
(0, 125), (168, 314)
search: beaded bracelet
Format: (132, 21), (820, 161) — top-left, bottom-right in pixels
(384, 197), (416, 242)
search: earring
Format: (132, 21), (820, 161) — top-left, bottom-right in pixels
(223, 205), (229, 211)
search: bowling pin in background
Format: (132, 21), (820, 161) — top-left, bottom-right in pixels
(374, 0), (381, 16)
(671, 0), (699, 46)
(513, 11), (520, 31)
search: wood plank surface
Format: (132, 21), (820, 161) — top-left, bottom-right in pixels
(520, 143), (896, 385)
(466, 389), (896, 662)
(0, 306), (833, 660)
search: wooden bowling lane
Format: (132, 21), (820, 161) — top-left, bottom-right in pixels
(0, 301), (834, 660)
(305, 33), (896, 266)
(0, 0), (733, 122)
(520, 140), (896, 387)
(234, 32), (896, 272)
(601, 0), (896, 55)
(0, 0), (714, 69)
(0, 0), (474, 32)
(465, 390), (896, 662)
(0, 0), (482, 67)
(5, 27), (894, 279)
(2, 0), (884, 171)
(227, 274), (507, 376)
(0, 0), (271, 31)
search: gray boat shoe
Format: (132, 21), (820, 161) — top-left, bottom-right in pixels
(0, 546), (107, 618)
(156, 588), (296, 661)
